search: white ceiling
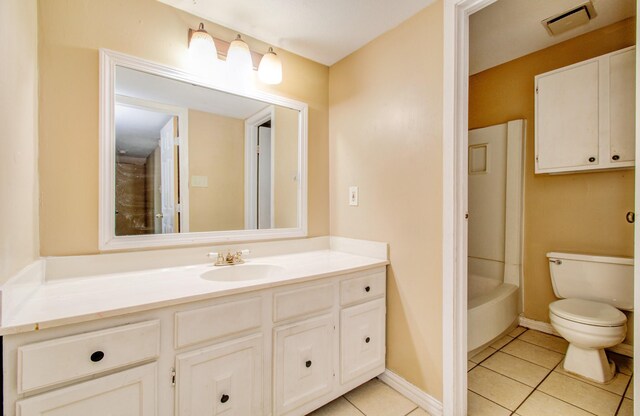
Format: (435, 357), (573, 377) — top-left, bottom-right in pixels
(158, 0), (437, 66)
(470, 0), (636, 75)
(115, 106), (171, 158)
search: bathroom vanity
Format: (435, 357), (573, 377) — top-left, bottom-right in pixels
(1, 239), (388, 416)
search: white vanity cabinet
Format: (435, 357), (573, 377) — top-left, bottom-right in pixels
(13, 321), (161, 416)
(16, 363), (158, 416)
(173, 295), (266, 416)
(2, 265), (386, 416)
(339, 271), (386, 385)
(535, 46), (636, 174)
(175, 334), (263, 416)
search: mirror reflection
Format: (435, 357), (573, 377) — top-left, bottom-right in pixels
(114, 66), (300, 236)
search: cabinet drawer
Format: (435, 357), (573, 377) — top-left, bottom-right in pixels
(273, 283), (334, 323)
(341, 298), (386, 384)
(16, 363), (157, 416)
(340, 270), (385, 306)
(175, 297), (262, 349)
(18, 320), (160, 394)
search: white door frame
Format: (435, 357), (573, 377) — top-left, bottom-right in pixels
(634, 10), (639, 410)
(245, 106), (276, 229)
(444, 2), (639, 415)
(442, 0), (498, 414)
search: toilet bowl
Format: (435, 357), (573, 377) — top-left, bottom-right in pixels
(549, 298), (626, 382)
(547, 252), (633, 383)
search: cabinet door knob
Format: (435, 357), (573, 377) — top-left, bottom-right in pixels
(612, 155), (620, 161)
(588, 157), (596, 163)
(90, 351), (105, 362)
(220, 394), (229, 404)
(365, 337), (371, 343)
(305, 360), (312, 368)
(365, 286), (371, 292)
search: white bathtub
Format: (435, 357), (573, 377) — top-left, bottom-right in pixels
(468, 274), (519, 352)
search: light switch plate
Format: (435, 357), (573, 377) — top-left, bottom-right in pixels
(191, 175), (209, 188)
(349, 186), (359, 206)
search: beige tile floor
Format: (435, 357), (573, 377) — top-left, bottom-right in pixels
(309, 327), (634, 415)
(468, 327), (634, 416)
(308, 378), (430, 416)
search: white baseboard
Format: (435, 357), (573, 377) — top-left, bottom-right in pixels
(518, 315), (633, 358)
(518, 316), (558, 335)
(378, 369), (443, 416)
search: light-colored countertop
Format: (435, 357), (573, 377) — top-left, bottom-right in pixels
(0, 247), (388, 336)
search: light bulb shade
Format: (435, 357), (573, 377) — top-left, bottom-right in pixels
(258, 47), (282, 85)
(188, 24), (218, 72)
(226, 34), (253, 72)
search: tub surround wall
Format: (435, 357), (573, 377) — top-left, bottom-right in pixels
(329, 1), (444, 401)
(469, 18), (636, 338)
(0, 0), (39, 284)
(37, 0), (329, 256)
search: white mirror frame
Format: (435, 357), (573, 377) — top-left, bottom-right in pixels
(99, 49), (308, 250)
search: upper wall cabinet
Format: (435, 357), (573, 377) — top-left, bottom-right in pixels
(535, 46), (636, 174)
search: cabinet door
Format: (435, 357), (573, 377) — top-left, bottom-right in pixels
(274, 314), (334, 415)
(609, 48), (636, 164)
(16, 363), (157, 416)
(175, 334), (263, 416)
(341, 298), (386, 384)
(536, 60), (600, 172)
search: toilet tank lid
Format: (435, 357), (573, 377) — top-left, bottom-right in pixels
(547, 252), (634, 265)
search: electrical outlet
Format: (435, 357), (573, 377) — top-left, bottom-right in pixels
(349, 186), (359, 206)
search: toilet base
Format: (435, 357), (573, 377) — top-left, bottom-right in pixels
(563, 344), (616, 383)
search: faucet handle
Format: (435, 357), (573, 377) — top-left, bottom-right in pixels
(234, 249), (251, 263)
(208, 251), (226, 266)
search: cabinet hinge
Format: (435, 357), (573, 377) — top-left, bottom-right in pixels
(535, 87), (538, 94)
(256, 145), (260, 154)
(171, 368), (176, 386)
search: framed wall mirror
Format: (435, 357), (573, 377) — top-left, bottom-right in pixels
(99, 49), (308, 250)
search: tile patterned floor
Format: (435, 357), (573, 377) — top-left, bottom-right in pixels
(309, 327), (633, 415)
(308, 378), (430, 416)
(468, 327), (634, 416)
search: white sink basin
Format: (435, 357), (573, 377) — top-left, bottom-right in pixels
(200, 264), (285, 282)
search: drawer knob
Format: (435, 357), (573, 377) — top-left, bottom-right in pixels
(90, 351), (105, 362)
(220, 394), (229, 404)
(588, 157), (596, 163)
(612, 155), (620, 161)
(365, 337), (371, 343)
(305, 360), (312, 368)
(365, 286), (371, 292)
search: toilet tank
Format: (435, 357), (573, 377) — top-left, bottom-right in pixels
(547, 252), (634, 311)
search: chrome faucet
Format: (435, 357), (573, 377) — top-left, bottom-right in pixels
(208, 249), (250, 266)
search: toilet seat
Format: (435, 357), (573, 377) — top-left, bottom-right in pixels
(550, 299), (627, 327)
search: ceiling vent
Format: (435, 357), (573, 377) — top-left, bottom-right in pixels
(542, 1), (597, 36)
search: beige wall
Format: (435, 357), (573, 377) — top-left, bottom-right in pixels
(38, 0), (329, 255)
(0, 0), (39, 282)
(188, 109), (244, 231)
(274, 106), (299, 228)
(329, 1), (444, 400)
(469, 19), (636, 329)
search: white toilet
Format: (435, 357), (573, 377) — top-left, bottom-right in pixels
(547, 252), (633, 383)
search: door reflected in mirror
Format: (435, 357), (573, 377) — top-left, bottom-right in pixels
(113, 66), (300, 236)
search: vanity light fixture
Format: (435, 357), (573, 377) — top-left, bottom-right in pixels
(226, 34), (253, 73)
(187, 26), (283, 85)
(258, 47), (283, 85)
(188, 23), (218, 65)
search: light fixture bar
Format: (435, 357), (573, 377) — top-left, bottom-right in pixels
(212, 38), (263, 70)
